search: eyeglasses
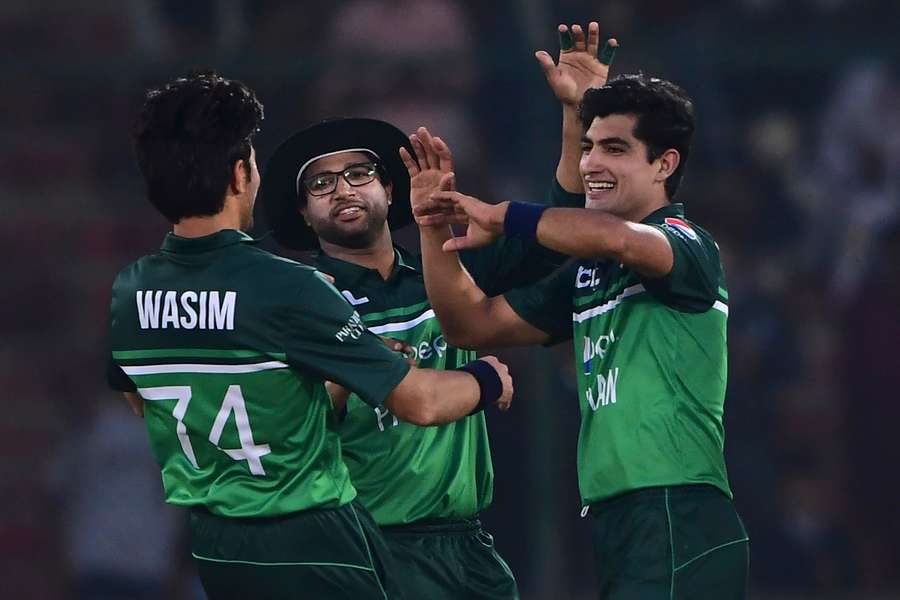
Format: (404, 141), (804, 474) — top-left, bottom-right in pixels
(302, 162), (378, 197)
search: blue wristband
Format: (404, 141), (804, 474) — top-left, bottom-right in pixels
(503, 201), (548, 240)
(458, 359), (503, 415)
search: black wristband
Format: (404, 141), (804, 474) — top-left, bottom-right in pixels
(503, 201), (548, 240)
(457, 359), (503, 415)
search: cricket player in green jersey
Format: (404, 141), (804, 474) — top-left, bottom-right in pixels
(107, 71), (514, 600)
(412, 70), (749, 598)
(257, 24), (618, 600)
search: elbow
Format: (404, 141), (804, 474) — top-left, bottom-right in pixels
(392, 400), (440, 426)
(442, 327), (487, 350)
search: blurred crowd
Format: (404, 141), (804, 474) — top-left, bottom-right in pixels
(2, 1), (898, 598)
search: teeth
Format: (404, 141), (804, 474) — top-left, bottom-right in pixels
(587, 181), (615, 190)
(338, 206), (361, 216)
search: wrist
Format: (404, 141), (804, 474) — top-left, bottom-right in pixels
(503, 201), (548, 241)
(457, 359), (503, 415)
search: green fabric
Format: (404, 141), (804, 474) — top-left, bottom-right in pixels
(504, 204), (733, 505)
(317, 248), (492, 526)
(107, 229), (411, 517)
(314, 179), (581, 526)
(382, 521), (518, 599)
(190, 500), (404, 599)
(589, 485), (748, 599)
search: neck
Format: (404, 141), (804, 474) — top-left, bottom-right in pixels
(320, 228), (396, 280)
(173, 196), (243, 238)
(626, 194), (671, 223)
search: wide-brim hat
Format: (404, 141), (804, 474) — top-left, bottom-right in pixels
(259, 117), (415, 250)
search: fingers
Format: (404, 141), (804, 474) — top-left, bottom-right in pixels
(432, 137), (454, 173)
(534, 50), (556, 78)
(416, 212), (468, 227)
(438, 171), (456, 192)
(587, 21), (600, 56)
(410, 133), (430, 170)
(416, 127), (441, 170)
(399, 146), (419, 176)
(557, 24), (573, 53)
(571, 24), (586, 52)
(599, 38), (618, 66)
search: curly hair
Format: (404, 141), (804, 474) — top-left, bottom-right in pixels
(579, 74), (695, 199)
(133, 70), (264, 223)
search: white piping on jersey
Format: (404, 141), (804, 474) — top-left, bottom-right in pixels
(122, 361), (288, 376)
(571, 284), (729, 323)
(366, 309), (435, 335)
(573, 284), (646, 323)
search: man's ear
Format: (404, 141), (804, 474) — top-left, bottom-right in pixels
(298, 205), (311, 227)
(385, 182), (393, 205)
(654, 149), (681, 184)
(230, 159), (250, 195)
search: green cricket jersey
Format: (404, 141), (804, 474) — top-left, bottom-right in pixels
(316, 179), (585, 526)
(107, 229), (411, 518)
(505, 203), (732, 506)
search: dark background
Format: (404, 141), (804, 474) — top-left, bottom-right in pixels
(3, 1), (899, 598)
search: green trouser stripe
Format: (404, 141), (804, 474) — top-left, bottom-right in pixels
(673, 537), (749, 573)
(349, 503), (388, 600)
(114, 348), (287, 360)
(190, 553), (374, 571)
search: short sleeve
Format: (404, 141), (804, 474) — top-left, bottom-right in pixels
(282, 272), (411, 408)
(640, 220), (723, 312)
(503, 260), (577, 346)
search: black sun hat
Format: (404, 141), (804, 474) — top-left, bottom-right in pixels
(259, 118), (416, 250)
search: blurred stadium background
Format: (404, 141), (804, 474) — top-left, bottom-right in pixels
(3, 0), (899, 598)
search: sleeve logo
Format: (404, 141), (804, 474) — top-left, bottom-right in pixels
(335, 312), (367, 342)
(663, 217), (698, 241)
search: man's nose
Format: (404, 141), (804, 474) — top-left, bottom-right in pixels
(332, 176), (356, 198)
(580, 147), (606, 172)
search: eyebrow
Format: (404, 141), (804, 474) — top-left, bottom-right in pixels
(581, 135), (631, 147)
(305, 161), (372, 178)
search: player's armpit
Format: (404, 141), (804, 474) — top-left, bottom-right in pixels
(123, 392), (144, 417)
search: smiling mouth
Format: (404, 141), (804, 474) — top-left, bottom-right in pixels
(585, 181), (616, 192)
(332, 204), (366, 220)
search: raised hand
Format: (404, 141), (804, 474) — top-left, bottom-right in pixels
(413, 190), (507, 252)
(535, 21), (618, 107)
(478, 355), (513, 412)
(399, 126), (455, 214)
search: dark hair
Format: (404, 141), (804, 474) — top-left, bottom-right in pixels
(579, 74), (694, 199)
(133, 70), (264, 223)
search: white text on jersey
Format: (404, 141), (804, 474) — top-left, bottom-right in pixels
(135, 290), (236, 330)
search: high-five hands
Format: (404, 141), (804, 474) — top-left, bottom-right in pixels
(399, 127), (456, 213)
(535, 21), (618, 106)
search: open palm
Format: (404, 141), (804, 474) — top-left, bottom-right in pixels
(536, 22), (617, 106)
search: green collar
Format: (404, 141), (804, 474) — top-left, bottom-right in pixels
(640, 203), (685, 224)
(160, 229), (258, 254)
(314, 246), (420, 286)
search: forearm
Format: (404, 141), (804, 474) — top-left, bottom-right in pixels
(385, 367), (480, 425)
(534, 208), (673, 276)
(419, 225), (494, 346)
(556, 106), (585, 193)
